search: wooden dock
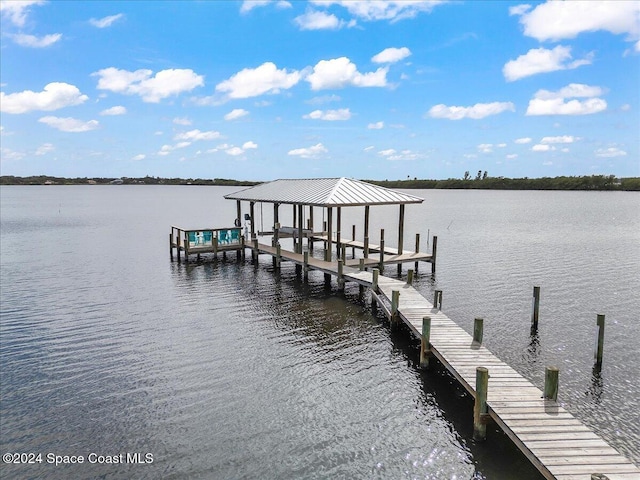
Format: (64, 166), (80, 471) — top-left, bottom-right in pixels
(246, 242), (640, 480)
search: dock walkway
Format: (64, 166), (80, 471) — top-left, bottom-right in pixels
(250, 242), (640, 480)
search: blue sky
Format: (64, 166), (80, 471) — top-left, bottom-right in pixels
(1, 0), (638, 181)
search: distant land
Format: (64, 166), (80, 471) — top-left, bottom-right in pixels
(1, 174), (639, 191)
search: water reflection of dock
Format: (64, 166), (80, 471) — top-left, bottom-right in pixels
(169, 178), (639, 480)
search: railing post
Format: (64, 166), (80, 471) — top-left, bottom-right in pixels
(595, 314), (605, 367)
(420, 316), (431, 368)
(473, 318), (484, 345)
(473, 367), (489, 441)
(544, 366), (559, 401)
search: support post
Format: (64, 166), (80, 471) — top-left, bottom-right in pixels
(176, 230), (181, 262)
(372, 268), (379, 292)
(297, 204), (303, 254)
(595, 314), (605, 366)
(326, 208), (333, 262)
(252, 238), (258, 262)
(273, 204), (280, 246)
(336, 207), (341, 259)
(391, 290), (400, 330)
(359, 258), (365, 271)
(352, 225), (356, 258)
(414, 233), (420, 272)
(303, 251), (309, 282)
(364, 205), (370, 246)
(433, 290), (442, 310)
(236, 200), (242, 228)
(169, 233), (174, 261)
(420, 316), (431, 368)
(364, 236), (369, 259)
(431, 235), (438, 275)
(407, 269), (414, 285)
(309, 207), (314, 249)
(544, 366), (559, 401)
(473, 318), (484, 345)
(337, 259), (344, 290)
(184, 233), (190, 262)
(249, 201), (255, 239)
(397, 204), (405, 276)
(379, 229), (385, 274)
(531, 286), (541, 329)
(276, 243), (281, 269)
(474, 367), (489, 441)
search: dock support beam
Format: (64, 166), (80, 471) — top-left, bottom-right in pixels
(420, 316), (431, 368)
(474, 367), (489, 441)
(544, 366), (559, 401)
(595, 314), (605, 367)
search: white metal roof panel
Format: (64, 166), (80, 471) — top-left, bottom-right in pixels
(225, 178), (423, 206)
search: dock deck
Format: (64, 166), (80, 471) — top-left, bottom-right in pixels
(248, 242), (640, 480)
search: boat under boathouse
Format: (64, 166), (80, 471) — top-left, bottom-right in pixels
(223, 177), (436, 274)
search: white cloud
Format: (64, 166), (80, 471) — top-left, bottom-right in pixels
(428, 101), (515, 120)
(1, 147), (26, 161)
(1, 82), (88, 114)
(173, 117), (192, 125)
(312, 1), (445, 23)
(0, 0), (45, 27)
(386, 149), (423, 161)
(216, 62), (301, 99)
(368, 121), (384, 129)
(506, 153), (519, 159)
(513, 1), (640, 43)
(157, 142), (191, 156)
(38, 116), (99, 132)
(595, 147), (627, 157)
(35, 143), (54, 155)
(226, 146), (245, 156)
(496, 143), (507, 148)
(541, 135), (579, 144)
(224, 108), (249, 120)
(89, 14), (124, 28)
(132, 154), (146, 161)
(288, 142), (328, 158)
(242, 141), (258, 149)
(371, 47), (411, 64)
(93, 67), (204, 103)
(100, 105), (126, 116)
(363, 146), (375, 151)
(509, 4), (531, 16)
(477, 143), (493, 153)
(294, 10), (352, 30)
(306, 94), (341, 105)
(306, 57), (388, 90)
(9, 33), (62, 48)
(174, 129), (221, 141)
(503, 46), (592, 82)
(532, 144), (555, 152)
(240, 1), (272, 13)
(526, 83), (607, 116)
(303, 108), (351, 120)
(378, 148), (396, 156)
(514, 137), (532, 144)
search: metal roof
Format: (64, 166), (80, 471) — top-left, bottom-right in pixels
(224, 178), (423, 207)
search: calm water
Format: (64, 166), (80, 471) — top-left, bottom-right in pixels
(1, 185), (638, 479)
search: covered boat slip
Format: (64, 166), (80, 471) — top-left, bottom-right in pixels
(223, 177), (436, 273)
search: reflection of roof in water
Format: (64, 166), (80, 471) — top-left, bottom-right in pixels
(225, 177), (423, 207)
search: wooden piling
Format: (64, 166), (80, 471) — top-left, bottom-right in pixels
(474, 367), (489, 441)
(431, 235), (438, 275)
(364, 236), (369, 258)
(372, 268), (379, 292)
(352, 225), (356, 258)
(303, 251), (309, 282)
(473, 318), (484, 345)
(531, 286), (541, 329)
(414, 233), (420, 272)
(544, 366), (559, 401)
(391, 290), (400, 330)
(252, 238), (258, 262)
(359, 258), (365, 271)
(276, 243), (281, 269)
(407, 269), (414, 285)
(420, 316), (431, 368)
(379, 229), (385, 274)
(595, 314), (605, 366)
(337, 259), (344, 290)
(213, 237), (218, 255)
(433, 290), (442, 310)
(169, 233), (174, 260)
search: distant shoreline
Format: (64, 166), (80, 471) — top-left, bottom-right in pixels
(1, 175), (639, 191)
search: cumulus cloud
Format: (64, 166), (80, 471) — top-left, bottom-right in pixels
(173, 117), (192, 125)
(174, 129), (221, 141)
(1, 82), (88, 114)
(226, 146), (244, 156)
(157, 142), (191, 156)
(503, 45), (592, 82)
(306, 57), (388, 90)
(303, 108), (351, 120)
(506, 153), (519, 159)
(532, 144), (555, 152)
(8, 33), (62, 47)
(216, 62), (301, 99)
(477, 143), (493, 153)
(288, 142), (327, 158)
(294, 10), (354, 30)
(514, 137), (532, 144)
(0, 0), (46, 27)
(132, 154), (146, 161)
(428, 101), (515, 120)
(541, 135), (579, 144)
(368, 121), (384, 129)
(35, 143), (54, 155)
(89, 14), (124, 28)
(38, 116), (99, 132)
(526, 83), (607, 116)
(242, 141), (258, 149)
(371, 47), (411, 64)
(100, 105), (126, 115)
(595, 147), (627, 157)
(240, 1), (290, 13)
(93, 67), (204, 103)
(312, 1), (445, 23)
(512, 1), (640, 43)
(224, 108), (249, 120)
(378, 148), (422, 160)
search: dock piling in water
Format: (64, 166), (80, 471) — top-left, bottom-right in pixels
(420, 316), (431, 368)
(595, 314), (605, 366)
(531, 286), (541, 329)
(473, 318), (484, 345)
(473, 367), (489, 441)
(544, 366), (559, 401)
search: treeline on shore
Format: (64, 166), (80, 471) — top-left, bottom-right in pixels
(1, 174), (639, 191)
